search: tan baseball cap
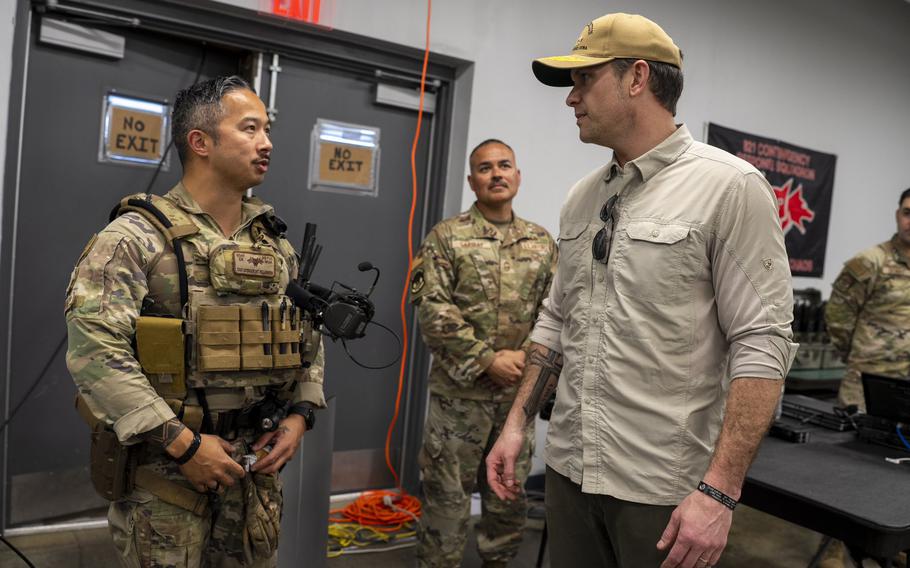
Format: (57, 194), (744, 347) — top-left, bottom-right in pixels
(533, 13), (682, 87)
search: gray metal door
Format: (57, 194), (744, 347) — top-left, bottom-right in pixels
(2, 16), (245, 527)
(254, 55), (433, 493)
(2, 2), (445, 528)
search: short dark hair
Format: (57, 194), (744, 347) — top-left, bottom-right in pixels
(900, 188), (910, 205)
(171, 75), (253, 165)
(468, 139), (515, 165)
(610, 54), (685, 116)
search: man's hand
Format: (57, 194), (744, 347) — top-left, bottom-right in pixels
(484, 350), (526, 387)
(169, 431), (246, 493)
(485, 425), (526, 501)
(250, 413), (306, 474)
(656, 490), (733, 568)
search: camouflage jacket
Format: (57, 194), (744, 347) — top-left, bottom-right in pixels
(825, 235), (910, 377)
(410, 204), (557, 401)
(65, 183), (326, 443)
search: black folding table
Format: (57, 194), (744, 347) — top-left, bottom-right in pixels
(742, 428), (910, 567)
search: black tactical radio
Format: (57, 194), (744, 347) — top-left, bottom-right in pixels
(284, 223), (379, 341)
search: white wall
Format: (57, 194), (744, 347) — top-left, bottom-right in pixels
(0, 2), (904, 285)
(2, 1), (906, 290)
(323, 0), (910, 296)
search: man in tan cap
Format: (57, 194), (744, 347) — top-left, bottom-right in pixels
(485, 13), (797, 568)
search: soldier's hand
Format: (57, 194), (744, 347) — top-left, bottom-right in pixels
(486, 350), (526, 387)
(176, 434), (246, 493)
(250, 414), (306, 474)
(486, 426), (526, 501)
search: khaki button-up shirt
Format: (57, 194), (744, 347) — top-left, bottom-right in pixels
(530, 125), (797, 505)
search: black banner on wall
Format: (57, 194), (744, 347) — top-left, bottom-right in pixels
(707, 123), (836, 278)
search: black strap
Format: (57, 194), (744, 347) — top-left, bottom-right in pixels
(173, 431), (202, 465)
(195, 388), (214, 435)
(697, 481), (737, 510)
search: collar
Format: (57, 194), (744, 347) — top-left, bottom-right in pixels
(890, 234), (910, 267)
(604, 124), (694, 183)
(166, 182), (273, 226)
(467, 203), (532, 245)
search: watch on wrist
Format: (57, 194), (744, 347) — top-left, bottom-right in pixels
(288, 403), (316, 431)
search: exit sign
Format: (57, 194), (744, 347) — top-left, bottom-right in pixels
(269, 0), (326, 24)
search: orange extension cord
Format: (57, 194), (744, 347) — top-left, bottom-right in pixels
(331, 0), (431, 534)
(384, 0), (433, 489)
(329, 489), (422, 532)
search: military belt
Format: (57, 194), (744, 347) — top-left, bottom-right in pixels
(134, 466), (210, 517)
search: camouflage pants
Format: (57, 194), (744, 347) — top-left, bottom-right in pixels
(416, 394), (534, 568)
(108, 440), (281, 568)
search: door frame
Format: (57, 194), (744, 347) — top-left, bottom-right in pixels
(1, 0), (471, 529)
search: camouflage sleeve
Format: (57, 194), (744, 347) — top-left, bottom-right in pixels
(410, 226), (496, 386)
(825, 255), (878, 358)
(65, 229), (176, 444)
(293, 335), (326, 408)
(521, 234), (559, 351)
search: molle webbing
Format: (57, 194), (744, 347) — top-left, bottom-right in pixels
(196, 303), (305, 372)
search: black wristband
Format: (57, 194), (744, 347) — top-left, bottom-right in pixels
(288, 403), (316, 431)
(697, 481), (737, 510)
(173, 432), (202, 465)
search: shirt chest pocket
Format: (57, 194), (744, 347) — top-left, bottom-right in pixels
(875, 267), (910, 306)
(613, 220), (695, 304)
(453, 242), (499, 302)
(504, 243), (550, 310)
(557, 222), (592, 290)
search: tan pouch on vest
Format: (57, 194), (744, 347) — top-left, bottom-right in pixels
(197, 305), (241, 371)
(241, 304), (273, 370)
(136, 316), (186, 398)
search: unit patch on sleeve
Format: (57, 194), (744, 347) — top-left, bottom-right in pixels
(410, 269), (426, 295)
(233, 251), (276, 278)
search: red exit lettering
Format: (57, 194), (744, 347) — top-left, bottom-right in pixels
(272, 0), (321, 23)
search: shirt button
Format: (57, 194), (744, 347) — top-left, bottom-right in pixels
(650, 229), (660, 237)
(597, 273), (604, 282)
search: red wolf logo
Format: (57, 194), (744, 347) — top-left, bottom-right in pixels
(773, 178), (815, 236)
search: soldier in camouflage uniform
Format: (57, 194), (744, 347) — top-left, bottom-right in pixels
(66, 76), (325, 567)
(410, 139), (557, 567)
(820, 189), (910, 568)
(826, 188), (910, 409)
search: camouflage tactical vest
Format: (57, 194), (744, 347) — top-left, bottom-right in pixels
(112, 193), (319, 404)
